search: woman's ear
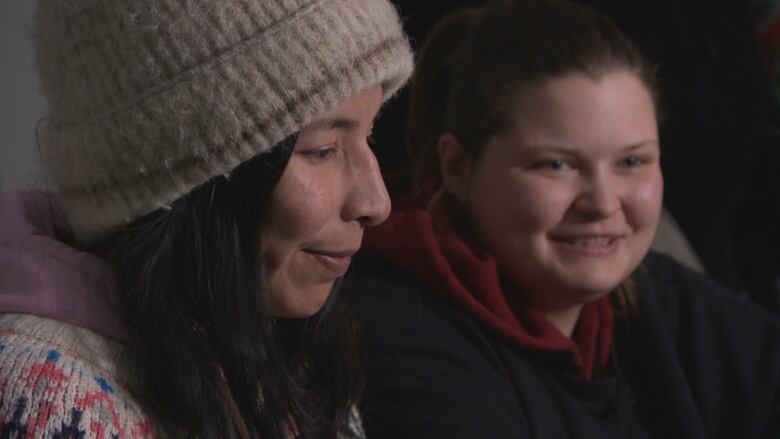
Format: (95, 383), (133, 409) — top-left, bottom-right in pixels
(437, 133), (473, 204)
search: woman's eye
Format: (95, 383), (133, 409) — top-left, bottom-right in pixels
(621, 155), (647, 167)
(298, 145), (337, 161)
(533, 159), (571, 171)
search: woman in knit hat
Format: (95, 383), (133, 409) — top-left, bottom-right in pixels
(347, 0), (780, 437)
(0, 0), (412, 437)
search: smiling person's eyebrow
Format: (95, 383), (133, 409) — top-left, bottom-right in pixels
(621, 140), (659, 151)
(526, 139), (658, 153)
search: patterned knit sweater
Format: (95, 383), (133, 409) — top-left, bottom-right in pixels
(0, 313), (162, 438)
(0, 192), (366, 438)
(0, 313), (367, 438)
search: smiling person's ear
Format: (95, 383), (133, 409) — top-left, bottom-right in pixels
(438, 133), (473, 204)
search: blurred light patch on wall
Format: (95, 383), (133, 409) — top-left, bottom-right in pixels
(0, 0), (47, 194)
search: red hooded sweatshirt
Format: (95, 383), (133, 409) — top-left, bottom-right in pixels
(363, 178), (614, 380)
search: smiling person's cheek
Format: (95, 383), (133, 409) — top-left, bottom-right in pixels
(620, 171), (664, 263)
(467, 152), (578, 304)
(626, 173), (664, 230)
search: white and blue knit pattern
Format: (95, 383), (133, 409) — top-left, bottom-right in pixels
(0, 313), (366, 438)
(0, 314), (160, 438)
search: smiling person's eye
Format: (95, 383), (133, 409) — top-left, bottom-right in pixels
(532, 159), (571, 171)
(620, 155), (647, 167)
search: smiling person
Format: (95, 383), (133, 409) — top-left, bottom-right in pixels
(0, 1), (412, 438)
(347, 1), (780, 438)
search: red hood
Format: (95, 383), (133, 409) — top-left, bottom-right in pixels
(364, 180), (613, 379)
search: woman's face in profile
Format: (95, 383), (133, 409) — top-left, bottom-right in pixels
(260, 86), (390, 317)
(462, 70), (662, 312)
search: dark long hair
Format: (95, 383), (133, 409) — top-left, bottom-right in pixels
(409, 0), (658, 314)
(90, 136), (361, 438)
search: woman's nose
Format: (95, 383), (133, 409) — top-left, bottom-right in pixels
(573, 172), (622, 219)
(343, 145), (391, 227)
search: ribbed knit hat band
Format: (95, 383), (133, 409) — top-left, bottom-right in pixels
(35, 0), (413, 242)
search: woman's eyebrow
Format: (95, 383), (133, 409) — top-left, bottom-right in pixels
(621, 140), (659, 151)
(526, 140), (658, 153)
(306, 117), (362, 130)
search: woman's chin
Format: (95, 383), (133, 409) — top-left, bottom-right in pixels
(267, 284), (334, 318)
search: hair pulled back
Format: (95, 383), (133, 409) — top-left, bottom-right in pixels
(409, 0), (657, 315)
(409, 0), (658, 189)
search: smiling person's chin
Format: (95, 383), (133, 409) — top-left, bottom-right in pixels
(567, 271), (626, 299)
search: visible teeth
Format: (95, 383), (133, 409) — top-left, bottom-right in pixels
(572, 237), (612, 246)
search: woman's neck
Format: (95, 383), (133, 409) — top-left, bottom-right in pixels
(543, 305), (583, 338)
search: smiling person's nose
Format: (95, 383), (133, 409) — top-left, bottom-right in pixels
(573, 173), (622, 219)
(343, 147), (391, 227)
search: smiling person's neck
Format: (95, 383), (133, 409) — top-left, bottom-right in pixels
(504, 279), (585, 338)
(543, 305), (584, 338)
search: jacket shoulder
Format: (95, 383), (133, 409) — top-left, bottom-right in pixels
(0, 313), (162, 438)
(638, 251), (780, 330)
(348, 253), (525, 438)
(627, 253), (780, 438)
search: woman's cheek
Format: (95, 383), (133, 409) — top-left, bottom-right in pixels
(265, 169), (335, 240)
(511, 177), (574, 229)
(626, 171), (664, 227)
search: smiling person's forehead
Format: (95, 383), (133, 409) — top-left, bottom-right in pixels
(516, 140), (659, 154)
(498, 72), (657, 148)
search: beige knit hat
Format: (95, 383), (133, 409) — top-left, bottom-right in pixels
(34, 0), (413, 243)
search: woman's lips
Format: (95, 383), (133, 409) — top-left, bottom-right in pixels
(551, 235), (623, 256)
(303, 249), (356, 277)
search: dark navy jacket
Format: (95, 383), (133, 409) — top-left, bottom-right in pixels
(347, 252), (780, 438)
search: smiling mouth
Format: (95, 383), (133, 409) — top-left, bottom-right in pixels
(551, 235), (623, 256)
(567, 237), (615, 247)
